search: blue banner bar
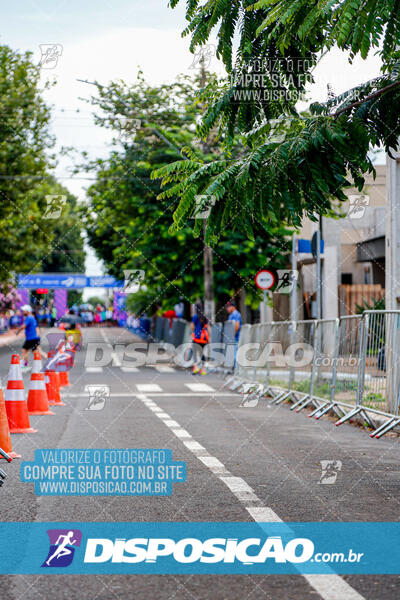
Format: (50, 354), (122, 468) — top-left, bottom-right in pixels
(17, 274), (124, 289)
(0, 522), (399, 574)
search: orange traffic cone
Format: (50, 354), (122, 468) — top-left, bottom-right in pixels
(27, 352), (55, 416)
(5, 355), (36, 434)
(45, 352), (65, 407)
(57, 343), (71, 387)
(66, 337), (75, 369)
(59, 370), (70, 387)
(0, 388), (20, 458)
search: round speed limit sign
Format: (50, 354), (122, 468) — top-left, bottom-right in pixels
(255, 269), (276, 290)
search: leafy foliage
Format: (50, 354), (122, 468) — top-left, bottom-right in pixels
(159, 1), (400, 239)
(82, 73), (291, 314)
(0, 45), (84, 281)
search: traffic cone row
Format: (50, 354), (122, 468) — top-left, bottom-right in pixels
(0, 347), (75, 459)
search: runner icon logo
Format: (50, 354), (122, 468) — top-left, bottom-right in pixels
(318, 460), (342, 485)
(84, 385), (110, 411)
(42, 529), (82, 567)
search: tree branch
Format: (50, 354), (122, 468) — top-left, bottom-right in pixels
(333, 80), (400, 118)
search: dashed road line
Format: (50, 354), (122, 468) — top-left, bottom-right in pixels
(137, 393), (365, 600)
(85, 367), (103, 373)
(136, 383), (163, 392)
(185, 383), (215, 392)
(154, 365), (175, 373)
(63, 392), (237, 398)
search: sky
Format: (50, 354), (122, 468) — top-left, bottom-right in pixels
(1, 1), (385, 287)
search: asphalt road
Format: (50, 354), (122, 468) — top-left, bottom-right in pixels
(0, 326), (399, 600)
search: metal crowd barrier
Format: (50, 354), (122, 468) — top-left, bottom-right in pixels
(226, 310), (400, 438)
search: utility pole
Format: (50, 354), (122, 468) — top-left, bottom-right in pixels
(386, 151), (400, 310)
(199, 61), (215, 323)
(290, 236), (297, 323)
(317, 214), (323, 319)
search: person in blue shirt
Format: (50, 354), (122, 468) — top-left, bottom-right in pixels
(16, 305), (43, 371)
(227, 301), (242, 341)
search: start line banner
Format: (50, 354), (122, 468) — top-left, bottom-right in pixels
(0, 522), (399, 574)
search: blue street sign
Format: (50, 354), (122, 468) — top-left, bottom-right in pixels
(17, 274), (124, 289)
(297, 238), (324, 255)
(87, 276), (123, 288)
(297, 239), (311, 253)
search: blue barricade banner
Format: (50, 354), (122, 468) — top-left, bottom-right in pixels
(0, 522), (399, 574)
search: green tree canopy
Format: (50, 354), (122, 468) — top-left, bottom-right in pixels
(0, 44), (84, 281)
(153, 1), (400, 240)
(39, 181), (85, 274)
(82, 73), (291, 315)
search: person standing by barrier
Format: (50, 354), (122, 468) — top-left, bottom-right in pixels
(174, 297), (185, 319)
(227, 301), (242, 366)
(151, 303), (162, 338)
(191, 304), (210, 375)
(226, 301), (242, 341)
(163, 308), (177, 328)
(15, 305), (44, 371)
(50, 305), (57, 327)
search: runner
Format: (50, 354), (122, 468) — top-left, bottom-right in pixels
(45, 531), (77, 566)
(190, 303), (210, 375)
(15, 305), (44, 371)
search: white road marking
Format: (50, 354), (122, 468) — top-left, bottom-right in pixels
(154, 365), (175, 373)
(136, 384), (163, 392)
(304, 576), (365, 600)
(137, 394), (366, 600)
(183, 439), (206, 453)
(171, 428), (191, 439)
(220, 476), (254, 494)
(246, 506), (281, 522)
(63, 392), (236, 398)
(85, 367), (103, 373)
(155, 412), (171, 420)
(185, 383), (215, 392)
(220, 476), (259, 502)
(121, 366), (139, 373)
(164, 419), (180, 428)
(198, 456), (227, 474)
